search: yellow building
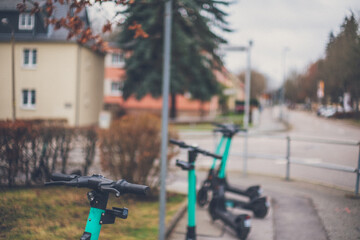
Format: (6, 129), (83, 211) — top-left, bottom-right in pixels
(0, 0), (104, 126)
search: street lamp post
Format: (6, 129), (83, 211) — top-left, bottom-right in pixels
(1, 18), (16, 122)
(280, 47), (289, 121)
(223, 40), (253, 176)
(159, 1), (172, 240)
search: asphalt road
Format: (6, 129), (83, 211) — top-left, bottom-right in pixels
(177, 107), (360, 192)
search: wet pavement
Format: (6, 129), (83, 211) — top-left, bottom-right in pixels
(167, 172), (360, 240)
(167, 107), (360, 240)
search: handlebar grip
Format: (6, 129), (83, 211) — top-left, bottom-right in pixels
(212, 122), (226, 128)
(213, 128), (225, 133)
(198, 149), (222, 160)
(51, 173), (79, 181)
(208, 152), (222, 160)
(116, 180), (150, 196)
(169, 139), (187, 148)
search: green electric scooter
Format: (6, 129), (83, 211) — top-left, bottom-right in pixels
(197, 123), (269, 218)
(170, 139), (251, 240)
(45, 173), (150, 240)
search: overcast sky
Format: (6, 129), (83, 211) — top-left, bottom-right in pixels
(92, 1), (360, 90)
(221, 0), (360, 89)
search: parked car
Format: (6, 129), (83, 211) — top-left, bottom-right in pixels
(317, 106), (337, 118)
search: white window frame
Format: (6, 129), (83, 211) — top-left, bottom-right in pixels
(110, 81), (123, 96)
(22, 89), (36, 109)
(111, 52), (125, 67)
(23, 48), (37, 68)
(18, 13), (34, 30)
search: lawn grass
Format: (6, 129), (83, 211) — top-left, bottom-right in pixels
(172, 113), (244, 132)
(0, 187), (185, 240)
(172, 123), (214, 131)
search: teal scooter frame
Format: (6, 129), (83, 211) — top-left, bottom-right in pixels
(170, 139), (223, 240)
(197, 123), (269, 218)
(45, 173), (149, 240)
(170, 139), (251, 240)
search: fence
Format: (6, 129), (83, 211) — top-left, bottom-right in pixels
(230, 132), (360, 195)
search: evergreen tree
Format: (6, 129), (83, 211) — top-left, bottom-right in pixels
(118, 0), (231, 118)
(321, 14), (360, 111)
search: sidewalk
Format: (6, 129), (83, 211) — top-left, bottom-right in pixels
(167, 107), (360, 240)
(167, 172), (360, 240)
(250, 106), (289, 134)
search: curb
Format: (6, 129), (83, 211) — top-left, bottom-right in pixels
(165, 200), (188, 239)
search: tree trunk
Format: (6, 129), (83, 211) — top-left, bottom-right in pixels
(170, 93), (177, 119)
(199, 101), (205, 117)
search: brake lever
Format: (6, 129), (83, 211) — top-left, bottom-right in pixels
(100, 184), (121, 197)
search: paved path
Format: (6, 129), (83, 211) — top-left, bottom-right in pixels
(177, 107), (359, 191)
(167, 171), (360, 240)
(167, 107), (360, 240)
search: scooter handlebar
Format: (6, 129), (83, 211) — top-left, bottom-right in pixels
(196, 148), (222, 159)
(169, 139), (222, 160)
(169, 139), (187, 148)
(45, 173), (150, 197)
(115, 180), (150, 196)
(212, 123), (247, 134)
(51, 172), (79, 181)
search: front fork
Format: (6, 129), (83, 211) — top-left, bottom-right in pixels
(176, 149), (198, 240)
(81, 207), (106, 240)
(81, 191), (128, 240)
(187, 150), (197, 240)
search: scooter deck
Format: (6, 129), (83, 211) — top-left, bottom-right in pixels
(225, 196), (269, 219)
(225, 182), (262, 200)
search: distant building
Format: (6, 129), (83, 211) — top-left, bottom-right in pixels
(215, 67), (245, 112)
(0, 0), (104, 126)
(103, 43), (242, 118)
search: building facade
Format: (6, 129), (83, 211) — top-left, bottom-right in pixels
(103, 43), (244, 118)
(0, 0), (104, 126)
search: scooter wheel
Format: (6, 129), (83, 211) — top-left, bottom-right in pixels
(246, 186), (261, 200)
(208, 199), (218, 221)
(254, 206), (268, 218)
(197, 187), (208, 207)
(235, 214), (251, 240)
(252, 198), (269, 218)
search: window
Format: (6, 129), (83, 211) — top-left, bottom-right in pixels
(111, 81), (123, 96)
(23, 49), (37, 68)
(18, 13), (34, 30)
(22, 89), (36, 109)
(111, 53), (124, 66)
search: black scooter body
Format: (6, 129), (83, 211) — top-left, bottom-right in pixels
(224, 177), (262, 201)
(197, 123), (269, 219)
(225, 196), (269, 219)
(208, 179), (251, 240)
(197, 170), (269, 219)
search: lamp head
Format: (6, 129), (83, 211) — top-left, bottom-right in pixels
(1, 18), (9, 25)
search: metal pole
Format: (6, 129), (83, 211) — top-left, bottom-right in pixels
(280, 47), (289, 121)
(11, 30), (16, 122)
(286, 136), (291, 181)
(243, 40), (252, 177)
(355, 144), (360, 195)
(159, 0), (172, 239)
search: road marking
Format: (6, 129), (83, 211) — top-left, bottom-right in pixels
(275, 159), (286, 164)
(275, 158), (322, 165)
(303, 158), (322, 164)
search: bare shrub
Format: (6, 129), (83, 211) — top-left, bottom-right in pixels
(99, 113), (178, 190)
(0, 120), (75, 186)
(78, 127), (97, 176)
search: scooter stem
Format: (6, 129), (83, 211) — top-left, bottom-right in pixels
(187, 149), (197, 240)
(218, 137), (232, 179)
(211, 136), (225, 170)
